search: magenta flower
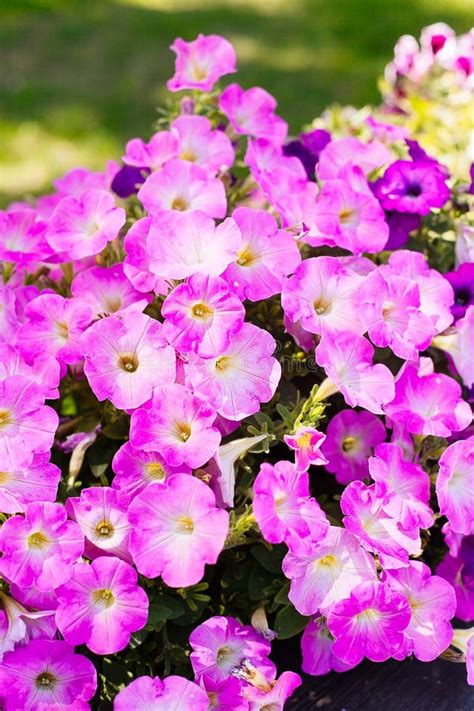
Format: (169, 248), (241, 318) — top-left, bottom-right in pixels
(369, 443), (434, 531)
(437, 535), (474, 622)
(436, 438), (474, 535)
(315, 331), (395, 415)
(444, 262), (474, 322)
(284, 426), (328, 472)
(186, 322), (281, 421)
(0, 502), (83, 591)
(282, 526), (376, 616)
(301, 618), (355, 675)
(81, 312), (176, 410)
(341, 480), (422, 567)
(162, 274), (245, 358)
(0, 639), (96, 711)
(312, 167), (389, 255)
(170, 115), (235, 175)
(16, 293), (92, 366)
(326, 581), (411, 665)
(55, 556), (148, 654)
(112, 441), (191, 499)
(123, 216), (168, 294)
(0, 207), (52, 265)
(0, 375), (58, 470)
(373, 160), (450, 214)
(46, 188), (126, 259)
(281, 257), (364, 336)
(321, 409), (386, 485)
(219, 84), (288, 144)
(243, 671), (302, 709)
(66, 487), (132, 561)
(222, 207), (301, 302)
(200, 676), (248, 711)
(0, 343), (60, 401)
(358, 269), (435, 360)
(189, 616), (274, 685)
(0, 453), (60, 514)
(128, 475), (229, 587)
(433, 305), (474, 388)
(123, 129), (178, 171)
(138, 159), (227, 218)
(130, 383), (221, 468)
(253, 461), (328, 549)
(317, 137), (392, 180)
(115, 674), (210, 711)
(385, 361), (472, 437)
(167, 34), (237, 92)
(383, 562), (456, 661)
(146, 210), (241, 280)
(71, 263), (151, 318)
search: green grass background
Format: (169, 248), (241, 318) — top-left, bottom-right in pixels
(0, 0), (472, 205)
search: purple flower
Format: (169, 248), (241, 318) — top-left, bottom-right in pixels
(444, 263), (474, 322)
(373, 160), (450, 215)
(111, 164), (149, 198)
(321, 409), (386, 485)
(0, 502), (84, 591)
(80, 312), (176, 410)
(55, 556), (148, 654)
(115, 675), (210, 711)
(283, 129), (331, 179)
(384, 210), (420, 250)
(128, 475), (229, 587)
(0, 639), (96, 710)
(437, 534), (474, 622)
(301, 618), (355, 675)
(167, 34), (237, 93)
(326, 581), (411, 665)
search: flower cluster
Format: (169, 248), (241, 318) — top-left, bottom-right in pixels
(0, 26), (472, 709)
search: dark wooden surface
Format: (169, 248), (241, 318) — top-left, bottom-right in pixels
(286, 657), (473, 711)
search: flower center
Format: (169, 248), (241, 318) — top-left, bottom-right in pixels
(95, 520), (115, 538)
(216, 646), (235, 666)
(191, 302), (214, 321)
(296, 432), (312, 449)
(56, 321), (69, 341)
(175, 422), (191, 442)
(318, 554), (337, 567)
(0, 410), (12, 429)
(180, 148), (197, 162)
(313, 297), (331, 316)
(216, 356), (232, 372)
(92, 588), (115, 608)
(145, 462), (166, 481)
(382, 300), (396, 318)
(339, 207), (356, 225)
(118, 353), (139, 372)
(191, 63), (207, 82)
(455, 288), (470, 306)
(406, 182), (422, 197)
(171, 196), (189, 211)
(342, 436), (358, 452)
(0, 471), (11, 484)
(35, 672), (57, 690)
(176, 515), (194, 534)
(236, 245), (259, 267)
(356, 607), (381, 625)
(103, 296), (122, 313)
(27, 531), (50, 549)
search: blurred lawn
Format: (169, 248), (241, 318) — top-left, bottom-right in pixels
(0, 0), (472, 205)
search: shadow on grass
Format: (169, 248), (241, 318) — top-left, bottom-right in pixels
(0, 0), (471, 202)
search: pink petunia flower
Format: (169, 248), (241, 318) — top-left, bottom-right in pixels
(66, 487), (132, 562)
(284, 426), (328, 472)
(146, 210), (241, 280)
(385, 360), (472, 436)
(185, 322), (281, 421)
(222, 207), (301, 302)
(167, 34), (237, 92)
(115, 675), (209, 710)
(16, 293), (92, 367)
(111, 441), (191, 499)
(383, 562), (456, 661)
(162, 273), (245, 358)
(130, 383), (221, 468)
(281, 257), (364, 336)
(0, 453), (60, 514)
(123, 216), (169, 294)
(189, 615), (275, 685)
(317, 137), (392, 180)
(282, 526), (377, 616)
(55, 556), (148, 655)
(301, 618), (355, 676)
(369, 443), (434, 531)
(0, 344), (60, 401)
(138, 159), (227, 218)
(436, 438), (474, 535)
(243, 671), (302, 710)
(0, 375), (58, 470)
(341, 480), (422, 567)
(170, 115), (235, 175)
(0, 639), (96, 711)
(433, 305), (474, 388)
(200, 676), (249, 711)
(80, 312), (176, 410)
(326, 581), (411, 666)
(253, 461), (328, 549)
(219, 84), (288, 144)
(46, 188), (126, 259)
(315, 331), (395, 415)
(123, 129), (178, 171)
(0, 502), (84, 591)
(128, 475), (229, 587)
(0, 208), (52, 265)
(436, 533), (474, 622)
(321, 409), (386, 485)
(71, 263), (151, 318)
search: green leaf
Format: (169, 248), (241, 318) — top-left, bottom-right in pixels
(274, 604), (309, 640)
(276, 403), (295, 429)
(251, 544), (286, 574)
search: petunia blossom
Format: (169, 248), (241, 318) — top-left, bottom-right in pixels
(71, 263), (151, 318)
(55, 556), (149, 655)
(167, 34), (237, 92)
(128, 475), (229, 587)
(111, 441), (191, 499)
(0, 453), (60, 514)
(317, 137), (392, 180)
(301, 618), (355, 676)
(219, 84), (288, 144)
(284, 426), (328, 472)
(436, 438), (474, 536)
(114, 674), (210, 711)
(433, 305), (474, 388)
(243, 671), (302, 710)
(373, 160), (450, 215)
(80, 311), (176, 410)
